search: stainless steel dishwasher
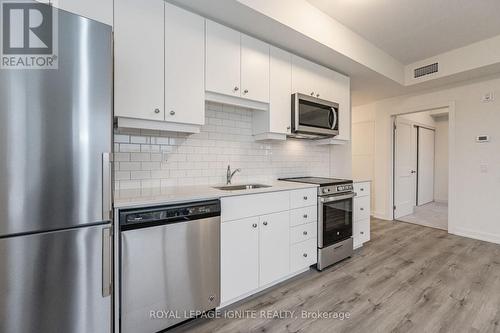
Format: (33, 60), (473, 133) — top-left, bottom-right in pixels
(119, 200), (221, 333)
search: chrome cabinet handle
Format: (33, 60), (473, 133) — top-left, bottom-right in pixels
(303, 196), (308, 200)
(170, 110), (175, 116)
(243, 89), (248, 94)
(263, 221), (268, 226)
(303, 253), (308, 258)
(252, 223), (257, 228)
(102, 227), (112, 297)
(234, 86), (239, 92)
(154, 108), (160, 114)
(303, 231), (308, 235)
(303, 214), (308, 218)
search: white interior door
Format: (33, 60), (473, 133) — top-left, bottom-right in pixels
(417, 127), (435, 205)
(394, 118), (417, 218)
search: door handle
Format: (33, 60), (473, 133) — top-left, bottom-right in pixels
(102, 227), (112, 297)
(102, 153), (112, 221)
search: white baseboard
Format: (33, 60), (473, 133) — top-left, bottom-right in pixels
(373, 211), (392, 220)
(451, 227), (500, 245)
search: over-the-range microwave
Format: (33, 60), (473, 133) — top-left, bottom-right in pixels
(290, 93), (339, 139)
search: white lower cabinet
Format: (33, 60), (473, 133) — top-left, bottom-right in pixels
(290, 238), (317, 272)
(221, 217), (259, 303)
(353, 181), (371, 249)
(259, 212), (290, 286)
(220, 188), (318, 305)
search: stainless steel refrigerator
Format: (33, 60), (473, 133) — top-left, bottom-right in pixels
(0, 6), (113, 333)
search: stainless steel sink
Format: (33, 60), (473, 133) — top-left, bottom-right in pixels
(213, 184), (271, 191)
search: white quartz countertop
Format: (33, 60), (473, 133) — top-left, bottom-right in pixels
(353, 179), (372, 183)
(114, 181), (318, 209)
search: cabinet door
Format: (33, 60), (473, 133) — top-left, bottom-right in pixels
(221, 217), (259, 303)
(291, 55), (315, 96)
(57, 0), (113, 25)
(164, 3), (205, 125)
(241, 34), (270, 103)
(114, 0), (164, 120)
(269, 46), (292, 134)
(259, 211), (290, 286)
(331, 73), (351, 141)
(205, 20), (240, 97)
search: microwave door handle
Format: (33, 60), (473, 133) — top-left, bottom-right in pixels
(331, 107), (338, 130)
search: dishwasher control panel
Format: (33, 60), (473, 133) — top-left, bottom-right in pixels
(119, 200), (221, 231)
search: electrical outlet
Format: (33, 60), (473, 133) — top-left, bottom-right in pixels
(482, 92), (495, 103)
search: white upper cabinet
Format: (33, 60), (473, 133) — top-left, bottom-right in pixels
(253, 46), (291, 139)
(205, 21), (241, 97)
(37, 0), (113, 25)
(269, 46), (292, 134)
(331, 72), (351, 141)
(240, 34), (270, 103)
(206, 21), (270, 104)
(292, 55), (333, 100)
(114, 0), (164, 121)
(164, 3), (205, 125)
(291, 55), (316, 97)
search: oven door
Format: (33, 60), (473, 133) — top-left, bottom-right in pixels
(292, 93), (339, 137)
(318, 192), (354, 248)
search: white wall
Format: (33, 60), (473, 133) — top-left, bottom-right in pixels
(352, 75), (500, 244)
(434, 115), (449, 202)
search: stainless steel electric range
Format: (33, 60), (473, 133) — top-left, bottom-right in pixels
(280, 177), (355, 270)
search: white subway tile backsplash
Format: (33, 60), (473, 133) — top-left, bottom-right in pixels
(114, 102), (330, 189)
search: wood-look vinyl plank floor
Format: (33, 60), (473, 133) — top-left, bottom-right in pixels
(171, 219), (500, 333)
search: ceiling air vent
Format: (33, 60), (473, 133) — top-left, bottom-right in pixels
(414, 63), (438, 78)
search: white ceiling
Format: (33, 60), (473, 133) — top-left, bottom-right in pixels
(307, 0), (500, 64)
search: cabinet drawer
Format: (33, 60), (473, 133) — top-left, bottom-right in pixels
(290, 238), (317, 272)
(353, 196), (370, 221)
(354, 218), (370, 247)
(290, 188), (317, 209)
(290, 206), (317, 227)
(354, 182), (370, 197)
(221, 191), (289, 222)
(290, 223), (317, 244)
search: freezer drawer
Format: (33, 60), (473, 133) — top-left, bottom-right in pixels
(0, 224), (112, 333)
(120, 216), (220, 333)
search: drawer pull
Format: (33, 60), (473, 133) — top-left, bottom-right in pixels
(252, 223), (257, 228)
(303, 231), (308, 236)
(263, 221), (268, 226)
(334, 244), (343, 250)
(303, 196), (308, 200)
(360, 231), (364, 235)
(360, 208), (364, 211)
(303, 214), (308, 219)
(303, 253), (308, 258)
(360, 188), (364, 191)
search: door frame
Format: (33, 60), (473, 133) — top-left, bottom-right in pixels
(390, 101), (455, 233)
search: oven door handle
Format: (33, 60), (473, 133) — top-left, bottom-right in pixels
(320, 192), (356, 203)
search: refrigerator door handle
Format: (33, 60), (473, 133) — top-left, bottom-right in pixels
(102, 152), (112, 221)
(102, 227), (112, 297)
